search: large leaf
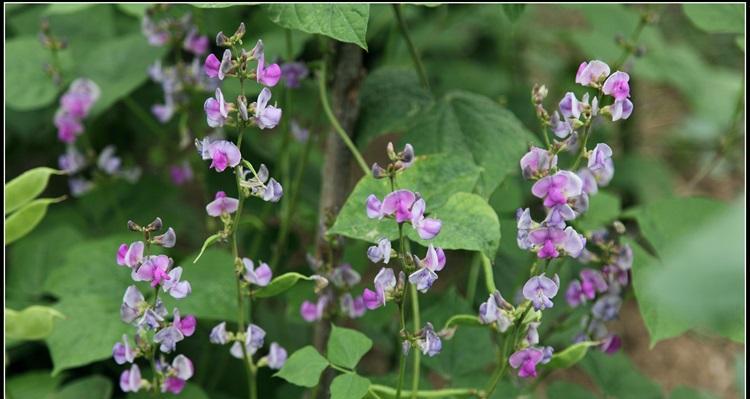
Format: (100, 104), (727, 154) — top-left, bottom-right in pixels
(573, 191), (621, 232)
(628, 197), (744, 344)
(5, 305), (64, 340)
(264, 4), (369, 50)
(683, 4), (744, 34)
(580, 352), (662, 399)
(327, 324), (373, 369)
(402, 91), (538, 197)
(355, 67), (433, 146)
(330, 373), (370, 399)
(46, 294), (131, 375)
(54, 375), (112, 399)
(5, 167), (63, 215)
(5, 197), (66, 245)
(6, 371), (63, 399)
(274, 346), (330, 387)
(545, 381), (597, 399)
(5, 37), (62, 110)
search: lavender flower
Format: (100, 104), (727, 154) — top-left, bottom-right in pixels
(523, 274), (560, 310)
(242, 258), (273, 287)
(509, 347), (544, 378)
(416, 323), (442, 357)
(206, 191), (239, 216)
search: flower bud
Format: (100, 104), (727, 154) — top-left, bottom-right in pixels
(128, 220), (142, 232)
(613, 220), (626, 234)
(216, 31), (230, 47)
(371, 163), (387, 179)
(386, 142), (397, 161)
(237, 95), (249, 121)
(532, 84), (548, 103)
(146, 217), (163, 232)
(233, 22), (246, 40)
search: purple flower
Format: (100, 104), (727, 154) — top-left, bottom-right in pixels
(280, 62), (309, 88)
(330, 264), (361, 288)
(531, 171), (583, 208)
(544, 204), (576, 228)
(528, 226), (585, 259)
(154, 309), (196, 353)
(120, 285), (146, 323)
(577, 168), (598, 195)
(141, 15), (169, 46)
(602, 71), (630, 101)
(255, 88), (282, 129)
(364, 267), (397, 309)
(119, 364), (143, 392)
(478, 291), (512, 332)
(417, 323), (442, 357)
(367, 238), (392, 264)
(410, 198), (442, 240)
(366, 195), (384, 219)
(340, 293), (367, 318)
(565, 280), (586, 307)
(261, 178), (283, 202)
(152, 102), (175, 123)
(290, 120), (309, 142)
(525, 322), (541, 346)
(204, 88), (230, 128)
(267, 342), (288, 369)
(550, 111), (573, 139)
(95, 145), (121, 174)
(183, 28), (209, 55)
(300, 300), (322, 322)
(609, 99), (633, 121)
(523, 274), (560, 310)
(207, 140), (241, 172)
(170, 162), (194, 185)
(153, 227), (177, 248)
(615, 244), (633, 271)
(206, 191), (239, 217)
(588, 143), (612, 171)
(243, 258), (273, 287)
(600, 334), (622, 354)
(602, 264), (629, 288)
(162, 354), (194, 394)
(516, 208), (537, 250)
(230, 324), (266, 358)
(381, 190), (416, 223)
(112, 334), (135, 364)
(592, 295), (622, 321)
(575, 60), (611, 87)
(162, 266), (192, 299)
(60, 78), (100, 118)
(520, 147), (558, 180)
(541, 346), (554, 364)
(509, 347), (544, 378)
(256, 54), (282, 87)
(163, 377), (186, 394)
(58, 146), (86, 174)
(559, 92), (582, 119)
(204, 53), (221, 78)
(408, 268), (438, 293)
(409, 245), (445, 293)
(580, 268), (608, 300)
(117, 241), (144, 268)
(55, 110), (83, 143)
(138, 298), (167, 330)
(132, 255), (172, 288)
(210, 322), (229, 344)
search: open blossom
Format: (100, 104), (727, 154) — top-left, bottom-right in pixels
(162, 266), (192, 299)
(550, 111), (573, 138)
(410, 198), (442, 240)
(240, 164), (283, 202)
(55, 110), (84, 143)
(117, 241), (144, 268)
(230, 324), (266, 358)
(330, 264), (361, 288)
(206, 191), (239, 216)
(119, 364), (143, 392)
(409, 245), (446, 293)
(528, 225), (585, 259)
(592, 295), (622, 321)
(60, 78), (101, 118)
(478, 291), (513, 332)
(120, 285), (147, 323)
(531, 170), (583, 208)
(300, 299), (324, 322)
(206, 140), (241, 172)
(559, 92), (582, 119)
(602, 71), (630, 101)
(509, 347), (544, 378)
(367, 238), (392, 264)
(340, 293), (367, 319)
(242, 258), (272, 287)
(580, 268), (608, 299)
(575, 60), (611, 87)
(280, 62), (309, 88)
(255, 88), (282, 129)
(523, 274), (560, 310)
(112, 334), (136, 364)
(162, 355), (194, 394)
(381, 190), (416, 223)
(608, 98), (633, 121)
(204, 49), (232, 80)
(204, 88), (230, 128)
(154, 309), (196, 353)
(266, 342), (288, 369)
(520, 146), (557, 180)
(516, 208), (538, 250)
(417, 323), (442, 357)
(58, 146), (86, 174)
(183, 28), (209, 55)
(133, 255), (172, 288)
(363, 267), (397, 309)
(153, 227), (177, 248)
(256, 53), (282, 87)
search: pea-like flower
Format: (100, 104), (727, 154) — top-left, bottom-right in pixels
(608, 98), (634, 121)
(550, 111), (573, 139)
(204, 88), (230, 128)
(531, 170), (583, 208)
(559, 92), (582, 120)
(119, 363), (143, 392)
(577, 168), (599, 195)
(183, 28), (209, 55)
(112, 334), (136, 364)
(133, 255), (172, 288)
(408, 245), (446, 293)
(256, 53), (282, 87)
(588, 143), (615, 186)
(280, 62), (309, 88)
(117, 241), (144, 268)
(300, 298), (325, 322)
(58, 146), (86, 174)
(599, 334), (622, 354)
(602, 71), (630, 101)
(330, 264), (361, 288)
(209, 322), (229, 344)
(478, 291), (513, 332)
(153, 227), (177, 248)
(591, 294), (622, 321)
(525, 322), (541, 346)
(206, 140), (241, 172)
(580, 268), (608, 299)
(366, 194), (384, 219)
(362, 267), (397, 309)
(254, 88), (282, 129)
(161, 354), (194, 394)
(266, 342), (288, 370)
(528, 225), (585, 259)
(154, 309), (197, 353)
(410, 198), (442, 240)
(416, 322), (442, 357)
(381, 190), (416, 223)
(230, 324), (266, 358)
(575, 60), (611, 87)
(120, 285), (147, 323)
(367, 238), (392, 264)
(340, 293), (367, 319)
(54, 110), (84, 143)
(520, 147), (558, 180)
(523, 274), (560, 310)
(516, 208), (538, 250)
(242, 258), (272, 287)
(509, 347), (544, 378)
(60, 78), (101, 118)
(206, 191), (240, 217)
(162, 266), (192, 299)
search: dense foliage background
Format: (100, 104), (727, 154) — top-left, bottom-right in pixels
(5, 3), (745, 399)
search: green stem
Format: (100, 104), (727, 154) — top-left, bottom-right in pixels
(480, 255), (497, 293)
(391, 4), (431, 92)
(371, 384), (481, 398)
(465, 253), (481, 301)
(396, 287), (409, 399)
(410, 284), (421, 398)
(317, 62), (369, 175)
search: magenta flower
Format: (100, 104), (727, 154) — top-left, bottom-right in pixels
(580, 268), (608, 299)
(162, 354), (194, 394)
(55, 110), (83, 143)
(254, 88), (282, 129)
(300, 300), (322, 322)
(119, 364), (143, 392)
(267, 342), (288, 369)
(509, 347), (544, 378)
(575, 60), (611, 87)
(410, 198), (442, 240)
(204, 53), (221, 78)
(520, 146), (557, 180)
(117, 241), (144, 268)
(600, 334), (622, 354)
(528, 225), (585, 259)
(381, 190), (416, 223)
(170, 162), (194, 185)
(183, 28), (209, 55)
(565, 280), (586, 307)
(133, 255), (172, 288)
(340, 293), (367, 318)
(559, 92), (582, 119)
(242, 258), (273, 287)
(60, 78), (100, 118)
(256, 54), (282, 87)
(531, 170), (583, 208)
(523, 274), (560, 310)
(206, 191), (239, 217)
(208, 141), (241, 172)
(602, 71), (630, 101)
(154, 309), (196, 353)
(204, 88), (230, 128)
(112, 334), (135, 364)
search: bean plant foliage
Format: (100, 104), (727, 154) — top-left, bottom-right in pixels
(4, 4), (745, 399)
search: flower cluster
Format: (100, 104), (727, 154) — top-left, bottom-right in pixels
(113, 218), (196, 394)
(299, 257), (365, 322)
(55, 78), (99, 143)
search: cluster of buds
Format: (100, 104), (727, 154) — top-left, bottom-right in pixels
(39, 19), (67, 86)
(113, 218), (196, 394)
(371, 142), (415, 179)
(300, 257), (365, 322)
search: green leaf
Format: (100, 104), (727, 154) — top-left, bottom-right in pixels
(5, 37), (62, 110)
(502, 4), (526, 22)
(5, 197), (66, 245)
(5, 305), (64, 340)
(628, 197), (744, 344)
(274, 346), (330, 387)
(683, 4), (744, 34)
(442, 314), (483, 330)
(5, 167), (64, 215)
(46, 294), (131, 375)
(193, 233), (221, 263)
(543, 341), (598, 370)
(545, 381), (597, 399)
(44, 4), (95, 15)
(580, 351), (662, 399)
(327, 325), (373, 369)
(355, 67), (433, 146)
(116, 4), (150, 17)
(402, 91), (538, 197)
(54, 375), (112, 399)
(573, 191), (621, 232)
(255, 272), (316, 298)
(6, 371), (63, 399)
(330, 373), (370, 399)
(264, 4), (370, 49)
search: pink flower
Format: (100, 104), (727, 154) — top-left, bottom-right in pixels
(60, 78), (100, 118)
(204, 53), (221, 78)
(183, 28), (209, 55)
(204, 88), (230, 127)
(257, 54), (282, 87)
(207, 141), (241, 172)
(575, 60), (611, 87)
(531, 171), (583, 208)
(409, 198), (442, 240)
(381, 190), (416, 223)
(509, 347), (545, 378)
(254, 88), (282, 129)
(54, 110), (83, 143)
(602, 71), (630, 101)
(132, 255), (172, 287)
(117, 241), (144, 268)
(609, 99), (633, 121)
(206, 191), (239, 216)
